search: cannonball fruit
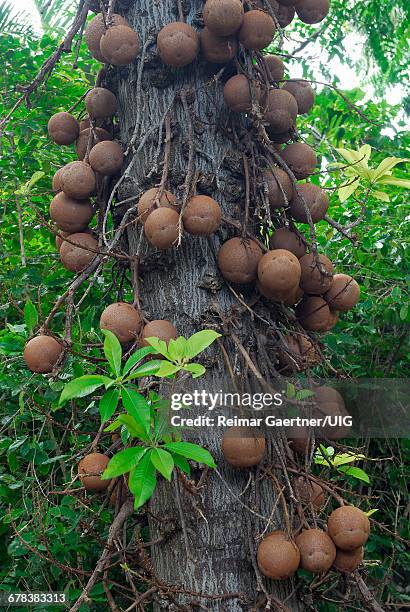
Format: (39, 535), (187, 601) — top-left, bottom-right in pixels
(295, 476), (325, 510)
(52, 167), (64, 193)
(137, 188), (178, 223)
(48, 112), (80, 146)
(282, 80), (315, 114)
(78, 453), (110, 492)
(327, 506), (370, 550)
(263, 54), (285, 82)
(278, 334), (319, 373)
(264, 89), (298, 134)
(49, 192), (94, 233)
(60, 233), (98, 273)
(142, 320), (177, 347)
(270, 227), (306, 259)
(274, 3), (295, 28)
(221, 427), (266, 467)
(283, 284), (304, 306)
(182, 195), (221, 236)
(144, 207), (180, 250)
(200, 28), (238, 64)
(100, 25), (140, 66)
(85, 87), (118, 119)
(314, 386), (349, 439)
(89, 140), (124, 175)
(281, 143), (317, 180)
(257, 531), (300, 579)
(223, 74), (260, 113)
(238, 10), (275, 51)
(296, 0), (330, 24)
(24, 335), (63, 374)
(333, 546), (364, 573)
(203, 0), (244, 36)
(85, 13), (128, 62)
(290, 183), (329, 224)
(299, 253), (334, 294)
(324, 309), (339, 332)
(59, 161), (96, 200)
(218, 237), (263, 285)
(288, 427), (314, 456)
(157, 22), (199, 68)
(264, 167), (293, 209)
(100, 302), (143, 344)
(257, 249), (301, 301)
(56, 227), (93, 251)
(76, 127), (112, 161)
(296, 296), (330, 332)
(324, 274), (360, 311)
(295, 529), (336, 573)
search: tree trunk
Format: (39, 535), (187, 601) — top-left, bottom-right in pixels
(111, 1), (299, 609)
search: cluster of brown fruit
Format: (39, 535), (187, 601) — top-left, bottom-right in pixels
(78, 451), (129, 506)
(258, 505), (369, 579)
(85, 12), (140, 66)
(136, 188), (222, 249)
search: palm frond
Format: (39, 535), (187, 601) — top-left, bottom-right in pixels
(32, 0), (78, 32)
(0, 0), (33, 35)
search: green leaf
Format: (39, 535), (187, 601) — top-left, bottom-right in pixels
(144, 336), (171, 359)
(102, 447), (147, 479)
(164, 442), (216, 468)
(185, 330), (221, 359)
(337, 465), (370, 483)
(372, 156), (409, 181)
(377, 177), (410, 189)
(296, 389), (315, 401)
(24, 301), (38, 334)
(332, 452), (365, 467)
(150, 448), (174, 481)
(167, 337), (187, 362)
(121, 387), (150, 433)
(128, 450), (157, 509)
(182, 363), (206, 378)
(366, 508), (379, 517)
(124, 360), (163, 380)
(372, 190), (390, 202)
(99, 387), (120, 423)
(104, 419), (122, 432)
(399, 305), (408, 321)
(59, 375), (113, 405)
(172, 454), (191, 476)
(101, 329), (122, 377)
(154, 361), (181, 378)
(338, 178), (360, 202)
(122, 347), (157, 376)
(117, 414), (150, 441)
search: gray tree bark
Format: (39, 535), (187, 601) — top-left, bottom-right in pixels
(110, 1), (300, 609)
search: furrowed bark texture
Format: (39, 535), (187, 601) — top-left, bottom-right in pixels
(110, 1), (300, 609)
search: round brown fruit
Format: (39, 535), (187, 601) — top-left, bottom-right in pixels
(218, 237), (263, 284)
(47, 112), (80, 146)
(299, 253), (334, 294)
(203, 0), (244, 36)
(282, 79), (315, 114)
(327, 506), (370, 551)
(100, 25), (140, 66)
(257, 531), (300, 579)
(257, 249), (301, 301)
(142, 320), (177, 347)
(281, 143), (317, 180)
(85, 87), (118, 119)
(89, 140), (124, 175)
(263, 54), (285, 82)
(296, 0), (330, 24)
(238, 10), (275, 51)
(264, 89), (298, 134)
(287, 427), (314, 456)
(60, 233), (98, 273)
(314, 386), (350, 439)
(182, 195), (221, 236)
(85, 13), (128, 62)
(263, 167), (293, 209)
(273, 2), (295, 27)
(157, 22), (199, 68)
(223, 74), (260, 113)
(52, 167), (64, 193)
(283, 284), (304, 306)
(144, 207), (180, 250)
(49, 192), (94, 233)
(76, 127), (112, 161)
(333, 546), (364, 573)
(59, 161), (96, 200)
(278, 333), (319, 373)
(289, 183), (328, 224)
(79, 116), (91, 131)
(221, 426), (265, 467)
(276, 0), (295, 6)
(56, 227), (93, 250)
(78, 453), (110, 492)
(200, 28), (238, 64)
(324, 274), (360, 311)
(23, 335), (63, 374)
(270, 227), (306, 259)
(295, 296), (330, 332)
(323, 309), (339, 332)
(295, 476), (325, 510)
(100, 302), (143, 344)
(295, 529), (336, 573)
(137, 188), (178, 223)
(267, 127), (293, 144)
